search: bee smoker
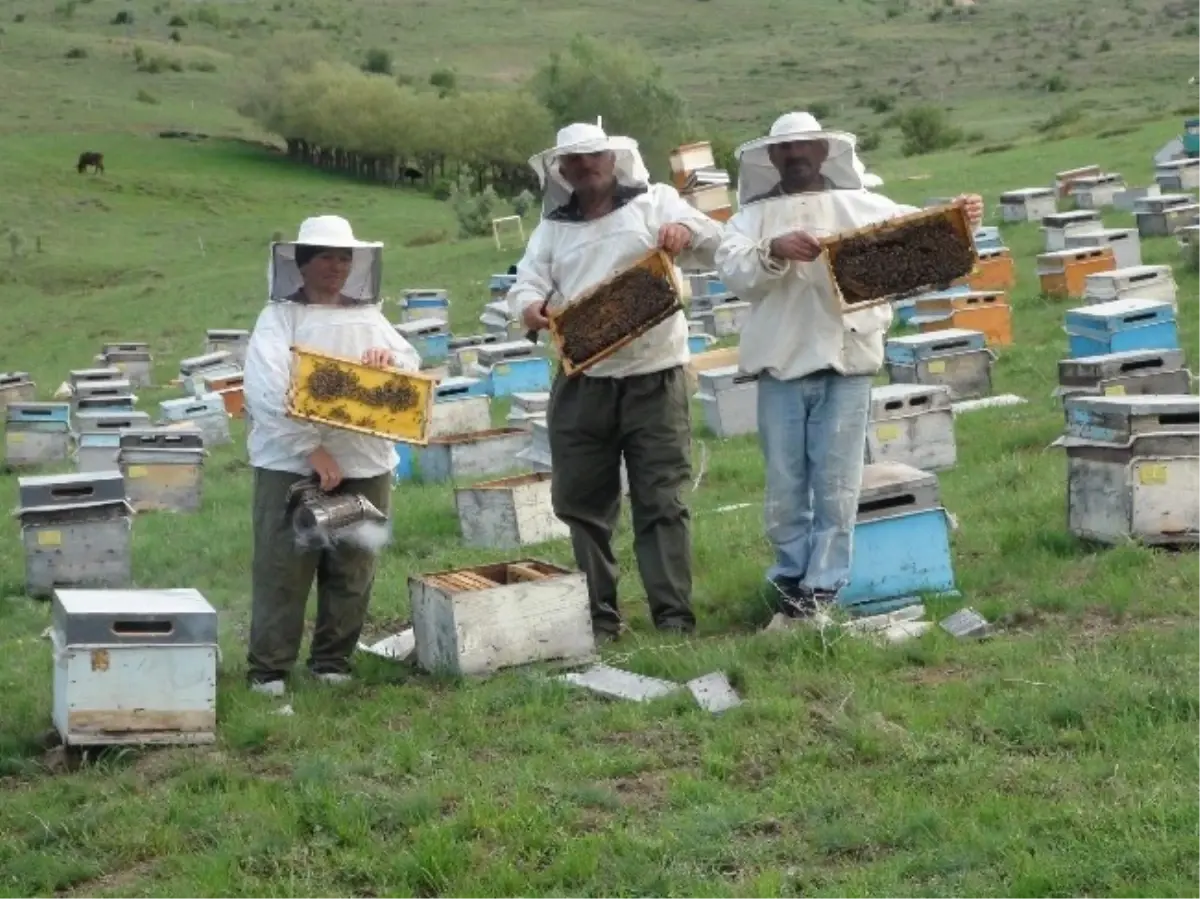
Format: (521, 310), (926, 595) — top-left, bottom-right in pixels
(285, 476), (388, 549)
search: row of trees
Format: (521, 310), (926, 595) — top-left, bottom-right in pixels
(236, 34), (693, 197)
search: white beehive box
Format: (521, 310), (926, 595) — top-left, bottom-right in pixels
(448, 334), (504, 376)
(1154, 158), (1200, 191)
(415, 427), (531, 483)
(999, 188), (1057, 223)
(1083, 265), (1177, 310)
(68, 367), (122, 391)
(885, 329), (995, 401)
(515, 419), (630, 495)
(159, 394), (230, 447)
(865, 383), (957, 471)
(205, 329), (251, 367)
(1112, 185), (1160, 212)
(73, 410), (153, 472)
(178, 351), (233, 396)
(0, 371), (37, 410)
(1058, 428), (1198, 546)
(1055, 348), (1192, 409)
(118, 428), (206, 513)
(428, 378), (492, 439)
(16, 471), (134, 598)
(695, 365), (758, 438)
(51, 588), (218, 746)
(505, 391), (549, 431)
(1070, 174), (1126, 209)
(102, 343), (153, 389)
(70, 378), (134, 413)
(1041, 210), (1103, 252)
(454, 472), (568, 548)
(699, 300), (751, 338)
(1134, 194), (1199, 238)
(5, 402), (72, 470)
(410, 559), (594, 676)
(480, 300), (518, 338)
(1064, 228), (1142, 270)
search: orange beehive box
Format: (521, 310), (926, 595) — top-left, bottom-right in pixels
(954, 247), (1017, 292)
(913, 290), (1013, 346)
(205, 374), (245, 419)
(1036, 247), (1116, 300)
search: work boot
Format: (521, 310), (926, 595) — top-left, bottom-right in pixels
(768, 576), (817, 619)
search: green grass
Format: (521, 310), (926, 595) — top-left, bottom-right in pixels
(0, 0), (1198, 889)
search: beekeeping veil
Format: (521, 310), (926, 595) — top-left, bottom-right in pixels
(735, 112), (883, 207)
(528, 121), (651, 219)
(268, 215), (383, 304)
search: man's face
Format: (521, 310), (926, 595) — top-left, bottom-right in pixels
(768, 139), (829, 192)
(559, 151), (617, 194)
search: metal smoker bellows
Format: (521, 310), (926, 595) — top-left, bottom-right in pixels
(286, 477), (387, 548)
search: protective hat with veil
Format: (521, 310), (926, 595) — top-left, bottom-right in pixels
(527, 122), (652, 219)
(734, 112), (884, 208)
(268, 215), (383, 304)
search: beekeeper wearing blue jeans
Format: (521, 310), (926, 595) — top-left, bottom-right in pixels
(715, 112), (983, 618)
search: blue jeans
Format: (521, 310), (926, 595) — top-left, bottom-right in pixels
(757, 370), (872, 592)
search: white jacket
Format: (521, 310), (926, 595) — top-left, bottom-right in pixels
(507, 183), (725, 379)
(243, 301), (422, 478)
(715, 190), (920, 382)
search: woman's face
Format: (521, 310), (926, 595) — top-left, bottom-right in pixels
(300, 249), (352, 297)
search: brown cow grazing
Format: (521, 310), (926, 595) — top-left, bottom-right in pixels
(77, 151), (104, 174)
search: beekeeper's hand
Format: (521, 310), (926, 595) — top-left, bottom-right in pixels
(308, 447), (343, 492)
(956, 193), (984, 227)
(658, 222), (693, 257)
(361, 347), (394, 369)
(521, 300), (550, 332)
(769, 231), (823, 262)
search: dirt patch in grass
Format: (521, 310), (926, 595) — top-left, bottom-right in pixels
(601, 769), (675, 811)
(58, 857), (160, 898)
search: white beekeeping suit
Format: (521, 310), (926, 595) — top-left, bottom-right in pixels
(715, 112), (919, 380)
(243, 215), (422, 479)
(506, 122), (726, 378)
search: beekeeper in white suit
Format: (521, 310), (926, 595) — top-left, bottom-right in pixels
(243, 215), (421, 696)
(715, 112), (983, 619)
(508, 122), (725, 642)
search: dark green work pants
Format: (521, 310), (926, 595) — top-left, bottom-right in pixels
(548, 365), (695, 636)
(246, 467), (391, 683)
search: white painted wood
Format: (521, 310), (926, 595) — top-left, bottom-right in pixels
(22, 517), (133, 598)
(1112, 185), (1160, 212)
(455, 472), (568, 548)
(357, 628), (415, 662)
(686, 672), (743, 713)
(866, 384), (956, 471)
(410, 561), (594, 676)
(695, 366), (758, 438)
(999, 188), (1057, 223)
(429, 396), (492, 438)
(415, 427), (531, 483)
(699, 301), (752, 338)
(558, 664), (682, 702)
(1064, 228), (1142, 270)
(887, 350), (993, 401)
(6, 429), (71, 468)
(1083, 265), (1177, 310)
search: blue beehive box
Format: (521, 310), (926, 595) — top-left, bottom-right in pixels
(476, 341), (551, 397)
(1064, 298), (1178, 359)
(897, 286), (973, 326)
(706, 278), (729, 296)
(688, 333), (717, 354)
(885, 328), (987, 365)
(395, 317), (450, 364)
(840, 462), (957, 617)
(489, 274), (517, 300)
(160, 393), (224, 422)
(393, 442), (416, 482)
(435, 376), (489, 402)
(402, 288), (449, 319)
(7, 402), (71, 428)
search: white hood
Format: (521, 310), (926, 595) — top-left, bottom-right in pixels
(528, 122), (652, 219)
(268, 215), (383, 305)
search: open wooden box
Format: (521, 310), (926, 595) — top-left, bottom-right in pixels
(548, 249), (683, 377)
(819, 202), (978, 313)
(286, 346), (438, 444)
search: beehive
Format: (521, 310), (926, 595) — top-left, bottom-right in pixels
(961, 247), (1016, 292)
(669, 142), (716, 189)
(428, 377), (492, 439)
(470, 341), (552, 397)
(698, 300), (752, 338)
(409, 559), (593, 676)
(448, 333), (503, 376)
(1040, 210), (1103, 252)
(454, 472), (569, 549)
(682, 183), (732, 221)
(1135, 195), (1200, 238)
(414, 426), (531, 483)
(68, 367), (122, 391)
(840, 462), (956, 617)
(102, 343), (153, 388)
(865, 383), (956, 471)
(1036, 247), (1116, 300)
(1062, 394), (1197, 444)
(50, 588), (218, 746)
(686, 346), (741, 393)
(1064, 227), (1142, 270)
(695, 366), (758, 438)
(159, 394), (230, 447)
(204, 329), (251, 367)
(179, 351), (234, 396)
(911, 290), (1012, 346)
(1154, 158), (1200, 191)
(395, 317), (451, 363)
(688, 333), (718, 355)
(71, 378), (134, 413)
(549, 249), (683, 376)
(885, 329), (994, 401)
(1113, 185), (1161, 212)
(820, 203), (977, 312)
(1070, 173), (1125, 209)
(999, 187), (1057, 223)
(401, 288), (450, 323)
(73, 410), (152, 473)
(286, 346), (437, 444)
(1179, 224), (1200, 271)
(118, 428), (206, 513)
(505, 391), (549, 431)
(200, 371), (245, 419)
(1053, 165), (1102, 199)
(16, 471), (134, 598)
(5, 402), (72, 470)
(1064, 298), (1179, 359)
(1083, 265), (1177, 310)
(0, 371), (36, 410)
(489, 274), (517, 302)
(1055, 348), (1191, 412)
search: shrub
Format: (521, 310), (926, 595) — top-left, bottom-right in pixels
(136, 88), (159, 104)
(895, 105), (963, 156)
(65, 46), (88, 58)
(449, 173), (502, 238)
(111, 9), (133, 24)
(362, 48), (392, 75)
(168, 14), (186, 26)
(512, 189), (536, 218)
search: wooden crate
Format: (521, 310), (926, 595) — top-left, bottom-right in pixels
(1037, 247), (1116, 300)
(819, 203), (978, 312)
(686, 346), (741, 392)
(912, 291), (1012, 346)
(670, 142), (715, 189)
(410, 559), (593, 676)
(286, 346), (437, 444)
(548, 249), (683, 377)
(454, 472), (568, 548)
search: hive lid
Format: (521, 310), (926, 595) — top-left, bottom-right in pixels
(179, 351), (233, 374)
(17, 470), (128, 513)
(52, 588), (217, 646)
(206, 328), (250, 340)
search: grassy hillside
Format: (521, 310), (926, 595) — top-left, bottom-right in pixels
(0, 0), (1198, 893)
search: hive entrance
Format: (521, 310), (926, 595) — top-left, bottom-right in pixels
(831, 217), (975, 305)
(555, 267), (679, 365)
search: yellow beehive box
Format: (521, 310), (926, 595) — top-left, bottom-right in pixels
(820, 203), (978, 313)
(285, 346), (437, 444)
